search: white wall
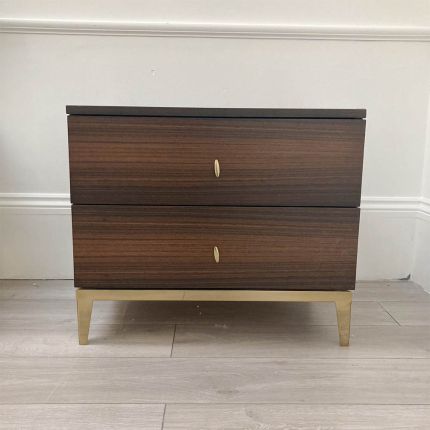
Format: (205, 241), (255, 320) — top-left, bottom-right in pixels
(1, 0), (430, 26)
(0, 1), (430, 286)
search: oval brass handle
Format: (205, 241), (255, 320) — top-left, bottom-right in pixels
(213, 246), (220, 263)
(214, 159), (220, 178)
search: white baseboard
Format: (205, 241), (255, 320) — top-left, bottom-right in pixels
(0, 193), (429, 282)
(0, 18), (430, 41)
(361, 196), (430, 216)
(2, 193), (429, 215)
(0, 193), (71, 214)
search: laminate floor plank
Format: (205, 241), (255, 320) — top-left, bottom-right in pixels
(1, 357), (426, 404)
(354, 281), (430, 302)
(380, 301), (430, 326)
(163, 404), (430, 430)
(172, 325), (430, 358)
(2, 323), (426, 360)
(47, 357), (430, 404)
(0, 324), (175, 357)
(0, 358), (69, 404)
(0, 300), (126, 327)
(0, 404), (165, 430)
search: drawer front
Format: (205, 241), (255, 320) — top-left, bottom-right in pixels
(72, 206), (359, 290)
(68, 116), (365, 207)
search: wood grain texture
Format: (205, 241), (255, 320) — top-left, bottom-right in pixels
(0, 404), (164, 430)
(41, 358), (430, 404)
(72, 206), (359, 290)
(0, 324), (175, 357)
(66, 105), (366, 119)
(163, 404), (430, 430)
(353, 281), (430, 302)
(380, 302), (430, 325)
(68, 116), (365, 206)
(172, 325), (430, 358)
(5, 323), (427, 360)
(0, 299), (127, 327)
(0, 358), (67, 403)
(4, 356), (430, 404)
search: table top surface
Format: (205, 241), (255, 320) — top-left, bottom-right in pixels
(66, 106), (366, 119)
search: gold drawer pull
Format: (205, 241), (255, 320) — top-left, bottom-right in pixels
(214, 159), (220, 178)
(213, 246), (220, 263)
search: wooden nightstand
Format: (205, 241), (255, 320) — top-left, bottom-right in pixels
(67, 106), (365, 345)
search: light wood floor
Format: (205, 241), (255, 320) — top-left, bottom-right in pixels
(0, 280), (430, 429)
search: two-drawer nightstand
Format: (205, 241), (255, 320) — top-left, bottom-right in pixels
(67, 106), (365, 346)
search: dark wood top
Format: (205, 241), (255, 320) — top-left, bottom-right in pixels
(66, 106), (366, 119)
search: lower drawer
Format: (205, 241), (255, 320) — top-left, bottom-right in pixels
(72, 206), (359, 291)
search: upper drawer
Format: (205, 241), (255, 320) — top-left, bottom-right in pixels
(68, 116), (365, 206)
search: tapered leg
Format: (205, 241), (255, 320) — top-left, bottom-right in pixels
(335, 293), (352, 346)
(73, 289), (352, 346)
(76, 289), (93, 345)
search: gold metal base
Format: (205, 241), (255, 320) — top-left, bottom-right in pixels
(76, 289), (352, 346)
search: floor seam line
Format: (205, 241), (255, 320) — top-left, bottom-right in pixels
(4, 357), (430, 360)
(161, 404), (167, 429)
(2, 402), (430, 406)
(170, 325), (177, 358)
(378, 302), (402, 326)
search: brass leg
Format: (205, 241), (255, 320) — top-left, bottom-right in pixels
(76, 289), (93, 345)
(335, 292), (352, 346)
(75, 288), (352, 346)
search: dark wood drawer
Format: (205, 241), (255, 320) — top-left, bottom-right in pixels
(72, 205), (359, 290)
(68, 116), (365, 207)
